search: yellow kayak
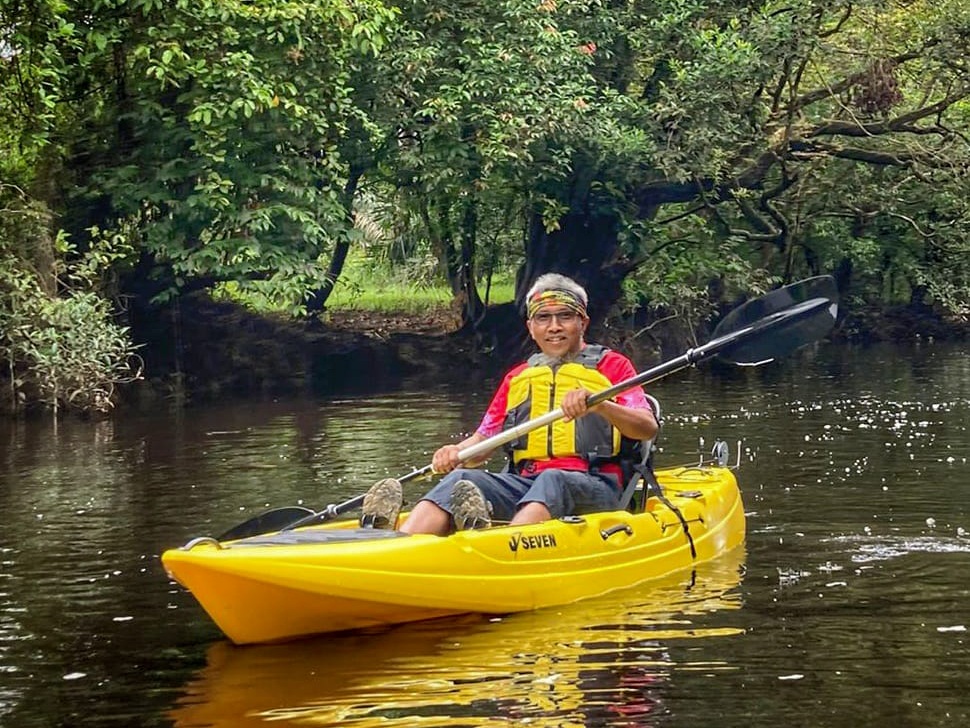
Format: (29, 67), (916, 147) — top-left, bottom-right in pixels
(162, 465), (745, 645)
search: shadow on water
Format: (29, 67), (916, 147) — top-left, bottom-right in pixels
(169, 550), (746, 728)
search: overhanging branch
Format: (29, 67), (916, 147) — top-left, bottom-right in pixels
(789, 140), (938, 167)
(809, 91), (970, 138)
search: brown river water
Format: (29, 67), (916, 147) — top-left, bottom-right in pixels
(1, 341), (968, 727)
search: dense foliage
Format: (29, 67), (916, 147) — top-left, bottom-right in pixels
(2, 0), (969, 410)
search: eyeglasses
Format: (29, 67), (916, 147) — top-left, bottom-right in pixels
(531, 310), (581, 326)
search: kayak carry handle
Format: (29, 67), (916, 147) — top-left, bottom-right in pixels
(600, 523), (634, 540)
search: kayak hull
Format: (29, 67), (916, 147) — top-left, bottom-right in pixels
(162, 465), (745, 644)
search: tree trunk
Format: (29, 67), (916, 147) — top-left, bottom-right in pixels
(306, 170), (362, 314)
(454, 195), (485, 330)
(519, 210), (629, 326)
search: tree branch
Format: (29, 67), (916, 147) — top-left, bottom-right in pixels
(788, 49), (925, 114)
(789, 139), (938, 167)
(809, 92), (970, 138)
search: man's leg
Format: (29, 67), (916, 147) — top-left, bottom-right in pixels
(399, 499), (451, 535)
(401, 469), (533, 534)
(512, 470), (619, 525)
(510, 501), (552, 525)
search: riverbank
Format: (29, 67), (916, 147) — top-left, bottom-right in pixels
(119, 293), (968, 410)
(121, 294), (501, 409)
(2, 291), (966, 416)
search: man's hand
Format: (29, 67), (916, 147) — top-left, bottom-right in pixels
(431, 444), (462, 474)
(430, 432), (492, 473)
(563, 386), (658, 441)
(561, 387), (595, 422)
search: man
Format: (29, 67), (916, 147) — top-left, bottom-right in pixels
(361, 273), (658, 534)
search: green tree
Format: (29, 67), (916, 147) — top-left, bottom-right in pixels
(335, 0), (969, 330)
(0, 187), (141, 415)
(511, 0), (970, 320)
(5, 0), (969, 384)
(344, 0), (597, 326)
(33, 0), (398, 305)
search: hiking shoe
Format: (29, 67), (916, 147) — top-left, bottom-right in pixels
(450, 479), (492, 530)
(360, 478), (402, 529)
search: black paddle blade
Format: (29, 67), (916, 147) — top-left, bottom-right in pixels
(217, 506), (316, 541)
(712, 276), (839, 365)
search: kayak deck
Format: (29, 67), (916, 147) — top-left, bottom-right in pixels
(162, 465), (745, 644)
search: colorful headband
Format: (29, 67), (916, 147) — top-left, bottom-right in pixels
(527, 289), (587, 319)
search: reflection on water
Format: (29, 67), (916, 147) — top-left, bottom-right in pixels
(170, 552), (745, 728)
(1, 342), (970, 726)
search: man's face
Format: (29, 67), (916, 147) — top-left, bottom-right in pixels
(526, 305), (588, 358)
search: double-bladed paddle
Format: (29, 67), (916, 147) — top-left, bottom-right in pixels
(217, 275), (838, 540)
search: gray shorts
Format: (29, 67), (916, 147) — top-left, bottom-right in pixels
(420, 468), (620, 523)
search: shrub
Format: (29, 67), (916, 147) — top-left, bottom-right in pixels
(0, 191), (141, 416)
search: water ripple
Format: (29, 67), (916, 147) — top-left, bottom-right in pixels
(827, 534), (970, 563)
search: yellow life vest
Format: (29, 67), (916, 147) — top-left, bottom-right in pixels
(504, 345), (622, 466)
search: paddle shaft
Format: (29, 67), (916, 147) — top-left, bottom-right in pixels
(308, 296), (830, 524)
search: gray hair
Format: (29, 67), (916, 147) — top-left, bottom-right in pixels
(525, 273), (588, 307)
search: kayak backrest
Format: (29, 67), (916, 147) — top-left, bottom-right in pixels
(618, 394), (662, 513)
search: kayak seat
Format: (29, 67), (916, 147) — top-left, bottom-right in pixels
(618, 394), (662, 513)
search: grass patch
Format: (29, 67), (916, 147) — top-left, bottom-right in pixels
(328, 273), (515, 314)
(326, 253), (514, 313)
(216, 253), (516, 316)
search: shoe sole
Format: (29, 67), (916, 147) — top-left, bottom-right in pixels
(450, 479), (491, 530)
(361, 478), (402, 529)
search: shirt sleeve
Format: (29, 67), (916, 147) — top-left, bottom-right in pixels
(476, 365), (525, 437)
(598, 351), (651, 410)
